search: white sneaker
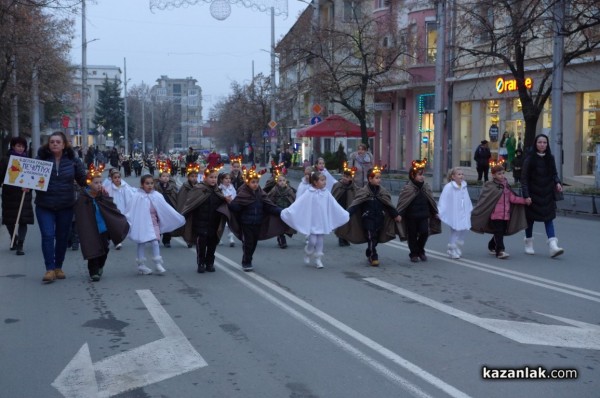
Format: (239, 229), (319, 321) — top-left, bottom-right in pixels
(497, 251), (510, 259)
(155, 263), (166, 273)
(315, 258), (324, 269)
(137, 264), (153, 275)
(115, 243), (122, 250)
(303, 255), (311, 265)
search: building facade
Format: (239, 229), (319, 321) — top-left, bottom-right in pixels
(151, 76), (203, 151)
(69, 65), (122, 147)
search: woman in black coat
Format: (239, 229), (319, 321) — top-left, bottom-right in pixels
(521, 133), (564, 258)
(0, 136), (34, 255)
(36, 132), (87, 283)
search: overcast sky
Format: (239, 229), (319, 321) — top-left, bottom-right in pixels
(69, 0), (307, 115)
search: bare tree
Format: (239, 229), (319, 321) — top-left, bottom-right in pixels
(210, 74), (272, 154)
(0, 0), (74, 135)
(282, 2), (407, 144)
(453, 0), (600, 149)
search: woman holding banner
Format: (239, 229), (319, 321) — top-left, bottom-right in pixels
(35, 132), (87, 283)
(0, 137), (34, 255)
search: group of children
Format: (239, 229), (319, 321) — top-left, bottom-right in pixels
(73, 151), (541, 283)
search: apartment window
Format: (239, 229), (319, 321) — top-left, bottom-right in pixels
(426, 22), (437, 64)
(476, 5), (494, 43)
(343, 1), (361, 22)
(375, 0), (389, 9)
(188, 89), (198, 96)
(188, 97), (198, 107)
(173, 84), (182, 96)
(155, 88), (167, 97)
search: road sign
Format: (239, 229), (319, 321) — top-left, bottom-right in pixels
(268, 120), (277, 129)
(373, 102), (393, 111)
(312, 104), (323, 115)
(263, 130), (270, 138)
(310, 116), (322, 125)
(269, 129), (277, 138)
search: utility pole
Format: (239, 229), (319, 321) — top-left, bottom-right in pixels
(433, 0), (446, 191)
(81, 0), (88, 151)
(123, 57), (129, 155)
(31, 66), (40, 156)
(551, 0), (564, 181)
(11, 55), (18, 138)
(270, 6), (277, 156)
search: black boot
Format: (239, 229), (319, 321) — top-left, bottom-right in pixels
(16, 240), (24, 256)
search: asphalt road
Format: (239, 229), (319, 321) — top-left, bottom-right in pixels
(1, 169), (598, 398)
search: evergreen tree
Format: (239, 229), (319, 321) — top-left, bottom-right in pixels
(93, 77), (124, 134)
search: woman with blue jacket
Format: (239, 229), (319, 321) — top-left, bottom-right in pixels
(36, 132), (87, 283)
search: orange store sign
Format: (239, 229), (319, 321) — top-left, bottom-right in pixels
(495, 77), (533, 93)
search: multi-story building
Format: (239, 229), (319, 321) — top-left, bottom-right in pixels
(151, 76), (203, 150)
(279, 0), (600, 184)
(69, 65), (122, 147)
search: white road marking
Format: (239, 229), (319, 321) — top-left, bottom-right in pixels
(385, 240), (600, 303)
(52, 290), (207, 398)
(213, 251), (472, 398)
(365, 277), (600, 350)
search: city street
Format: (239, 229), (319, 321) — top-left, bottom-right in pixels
(1, 171), (599, 398)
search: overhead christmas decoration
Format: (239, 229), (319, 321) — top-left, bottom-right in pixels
(149, 0), (288, 20)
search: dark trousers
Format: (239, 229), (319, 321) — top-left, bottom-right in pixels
(476, 164), (489, 181)
(488, 219), (507, 254)
(162, 233), (171, 245)
(241, 224), (261, 266)
(6, 223), (28, 245)
(406, 217), (429, 257)
(88, 232), (109, 276)
(365, 229), (379, 258)
(196, 232), (219, 266)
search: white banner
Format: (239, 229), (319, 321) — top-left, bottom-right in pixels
(2, 155), (53, 191)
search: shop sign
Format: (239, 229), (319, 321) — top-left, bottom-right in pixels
(489, 124), (499, 142)
(495, 76), (533, 94)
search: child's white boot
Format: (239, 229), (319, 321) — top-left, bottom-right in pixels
(153, 256), (166, 273)
(304, 244), (313, 265)
(524, 237), (535, 255)
(228, 232), (235, 247)
(447, 244), (460, 259)
(136, 258), (152, 275)
(455, 240), (463, 257)
(547, 237), (564, 258)
(314, 252), (324, 269)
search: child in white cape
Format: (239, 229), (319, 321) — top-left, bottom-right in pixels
(125, 174), (185, 274)
(438, 167), (473, 259)
(104, 169), (135, 249)
(218, 172), (236, 247)
(281, 171), (349, 269)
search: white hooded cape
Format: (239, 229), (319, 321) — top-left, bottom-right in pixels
(281, 186), (349, 235)
(125, 189), (185, 243)
(438, 180), (473, 231)
(105, 180), (135, 214)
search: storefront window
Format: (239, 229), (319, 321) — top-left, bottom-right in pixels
(582, 92), (600, 175)
(459, 102), (472, 166)
(542, 99), (552, 129)
(417, 94), (435, 168)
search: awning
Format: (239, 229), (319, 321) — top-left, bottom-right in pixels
(295, 115), (376, 138)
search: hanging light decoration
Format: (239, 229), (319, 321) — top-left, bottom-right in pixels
(210, 0), (232, 20)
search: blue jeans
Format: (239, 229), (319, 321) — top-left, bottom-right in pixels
(525, 219), (555, 239)
(36, 206), (73, 270)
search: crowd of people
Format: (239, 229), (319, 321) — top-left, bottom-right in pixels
(0, 134), (566, 284)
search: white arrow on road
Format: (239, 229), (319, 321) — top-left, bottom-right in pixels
(365, 278), (600, 350)
(52, 290), (207, 398)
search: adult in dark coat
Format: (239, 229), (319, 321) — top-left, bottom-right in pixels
(474, 140), (492, 182)
(36, 132), (87, 283)
(0, 136), (34, 254)
(520, 133), (564, 257)
(109, 147), (120, 169)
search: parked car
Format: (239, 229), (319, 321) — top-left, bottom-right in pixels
(219, 153), (230, 163)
